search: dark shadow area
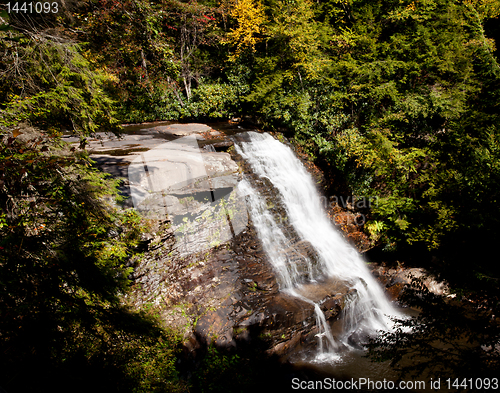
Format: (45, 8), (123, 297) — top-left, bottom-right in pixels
(484, 16), (500, 60)
(91, 156), (131, 178)
(181, 324), (340, 393)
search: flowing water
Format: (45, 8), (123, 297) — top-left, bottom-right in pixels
(235, 131), (402, 362)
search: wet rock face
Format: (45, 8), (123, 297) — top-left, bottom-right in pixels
(129, 220), (353, 361)
(90, 123), (358, 361)
(129, 156), (356, 361)
(370, 264), (450, 300)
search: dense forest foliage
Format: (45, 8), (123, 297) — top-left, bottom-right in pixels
(1, 0), (500, 391)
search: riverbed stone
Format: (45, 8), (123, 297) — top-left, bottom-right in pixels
(370, 264), (450, 299)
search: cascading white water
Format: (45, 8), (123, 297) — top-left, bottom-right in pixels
(203, 143), (216, 152)
(238, 178), (340, 360)
(235, 132), (401, 361)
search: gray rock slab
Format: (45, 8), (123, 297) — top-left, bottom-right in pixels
(152, 123), (212, 136)
(127, 136), (239, 208)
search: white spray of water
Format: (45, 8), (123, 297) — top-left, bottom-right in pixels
(235, 132), (401, 361)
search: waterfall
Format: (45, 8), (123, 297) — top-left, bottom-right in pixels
(203, 143), (216, 152)
(235, 132), (401, 361)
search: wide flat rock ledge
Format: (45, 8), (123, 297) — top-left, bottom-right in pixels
(151, 123), (220, 137)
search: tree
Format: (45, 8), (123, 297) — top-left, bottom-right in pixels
(163, 0), (221, 101)
(0, 11), (185, 392)
(313, 0), (500, 254)
(0, 125), (184, 393)
(76, 0), (182, 121)
(243, 0), (333, 133)
(0, 20), (120, 135)
(78, 0), (227, 121)
(226, 0), (266, 59)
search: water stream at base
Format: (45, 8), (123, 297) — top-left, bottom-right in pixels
(235, 132), (402, 362)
